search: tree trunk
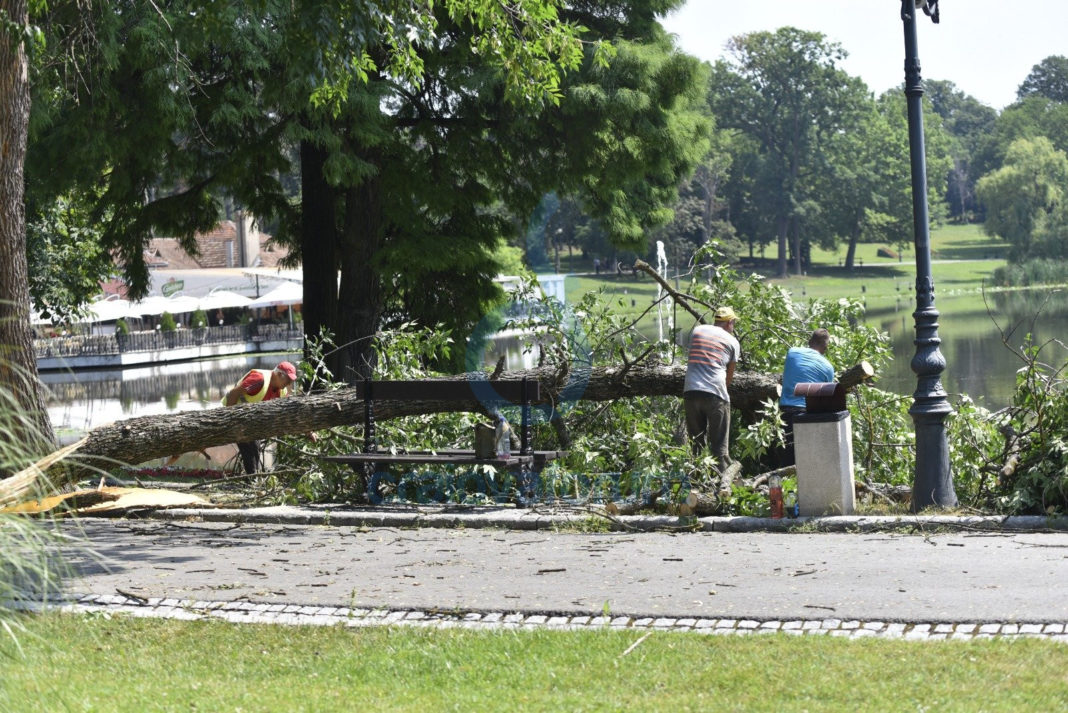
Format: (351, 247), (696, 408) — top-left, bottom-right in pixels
(300, 140), (339, 377)
(775, 215), (788, 278)
(791, 218), (802, 276)
(55, 365), (781, 478)
(845, 223), (859, 270)
(337, 166), (384, 383)
(0, 0), (56, 451)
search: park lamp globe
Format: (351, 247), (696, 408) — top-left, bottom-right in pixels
(900, 0), (957, 510)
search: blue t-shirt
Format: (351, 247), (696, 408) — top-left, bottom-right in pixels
(780, 347), (835, 408)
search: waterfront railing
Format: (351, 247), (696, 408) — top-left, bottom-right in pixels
(35, 324), (303, 361)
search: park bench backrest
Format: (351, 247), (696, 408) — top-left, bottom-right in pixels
(357, 378), (539, 455)
(354, 379), (539, 403)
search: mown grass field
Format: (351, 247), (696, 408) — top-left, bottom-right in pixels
(2, 613), (1066, 712)
(564, 224), (1009, 331)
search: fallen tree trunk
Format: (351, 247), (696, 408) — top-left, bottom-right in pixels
(42, 364), (779, 479)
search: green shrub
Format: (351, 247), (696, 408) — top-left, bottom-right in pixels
(992, 259), (1068, 287)
(191, 308), (208, 328)
(159, 311), (177, 332)
(986, 338), (1068, 514)
(115, 318), (129, 335)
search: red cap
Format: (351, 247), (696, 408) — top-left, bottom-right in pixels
(276, 361), (297, 381)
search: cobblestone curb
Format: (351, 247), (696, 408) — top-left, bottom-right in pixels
(148, 506), (1068, 534)
(21, 595), (1068, 643)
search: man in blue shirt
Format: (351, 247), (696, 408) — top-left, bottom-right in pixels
(776, 329), (835, 467)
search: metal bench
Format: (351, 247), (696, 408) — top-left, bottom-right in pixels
(321, 378), (564, 504)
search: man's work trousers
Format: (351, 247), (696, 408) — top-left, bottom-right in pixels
(237, 441), (261, 475)
(683, 391), (731, 474)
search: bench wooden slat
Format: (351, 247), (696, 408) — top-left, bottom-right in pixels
(323, 449), (566, 467)
(322, 453), (536, 467)
(355, 379), (539, 403)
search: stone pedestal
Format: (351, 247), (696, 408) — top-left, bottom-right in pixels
(794, 410), (855, 516)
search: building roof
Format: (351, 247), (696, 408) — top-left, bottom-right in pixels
(143, 220), (290, 270)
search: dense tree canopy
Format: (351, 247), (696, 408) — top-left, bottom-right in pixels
(924, 79), (998, 222)
(26, 0), (709, 381)
(707, 27), (868, 277)
(1017, 55), (1068, 104)
(977, 136), (1068, 261)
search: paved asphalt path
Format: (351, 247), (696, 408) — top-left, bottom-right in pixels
(56, 519), (1068, 624)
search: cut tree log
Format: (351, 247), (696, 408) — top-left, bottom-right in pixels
(839, 361), (875, 390)
(39, 365), (781, 480)
(683, 489), (721, 516)
(603, 494), (697, 517)
(604, 495), (658, 517)
(856, 481), (912, 505)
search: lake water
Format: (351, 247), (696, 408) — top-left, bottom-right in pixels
(871, 288), (1068, 410)
(44, 354), (299, 447)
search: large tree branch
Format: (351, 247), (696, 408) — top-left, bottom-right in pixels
(60, 365), (780, 477)
(632, 259), (708, 323)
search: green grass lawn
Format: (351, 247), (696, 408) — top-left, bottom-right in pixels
(2, 614), (1065, 712)
(562, 224), (1009, 326)
(807, 223), (1007, 266)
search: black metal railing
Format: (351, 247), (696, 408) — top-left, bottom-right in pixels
(35, 324), (303, 360)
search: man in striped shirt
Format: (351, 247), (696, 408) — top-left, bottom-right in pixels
(683, 307), (740, 474)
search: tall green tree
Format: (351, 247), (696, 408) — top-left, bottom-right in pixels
(28, 0), (708, 382)
(1017, 55), (1068, 103)
(814, 90), (951, 269)
(0, 0), (54, 447)
(814, 101), (900, 270)
(648, 127), (741, 268)
(924, 79), (998, 222)
(2, 0), (593, 437)
(971, 95), (1068, 191)
(303, 23), (708, 378)
(718, 132), (777, 261)
(977, 136), (1068, 261)
(707, 27), (867, 277)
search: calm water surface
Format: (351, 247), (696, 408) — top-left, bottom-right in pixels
(45, 355), (298, 446)
(870, 288), (1068, 409)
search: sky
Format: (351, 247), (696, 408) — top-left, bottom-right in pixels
(659, 1), (1068, 111)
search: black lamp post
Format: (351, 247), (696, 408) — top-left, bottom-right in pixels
(900, 0), (958, 510)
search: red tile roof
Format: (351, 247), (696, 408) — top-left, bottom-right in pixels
(143, 220), (291, 269)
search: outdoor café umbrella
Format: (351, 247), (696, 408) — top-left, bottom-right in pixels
(197, 289), (253, 312)
(247, 281), (302, 330)
(130, 294), (201, 316)
(246, 281), (303, 308)
(87, 297), (136, 323)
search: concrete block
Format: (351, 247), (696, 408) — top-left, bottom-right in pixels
(794, 413), (855, 516)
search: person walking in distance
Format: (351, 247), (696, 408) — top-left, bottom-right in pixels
(223, 360), (298, 474)
(683, 307), (740, 475)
